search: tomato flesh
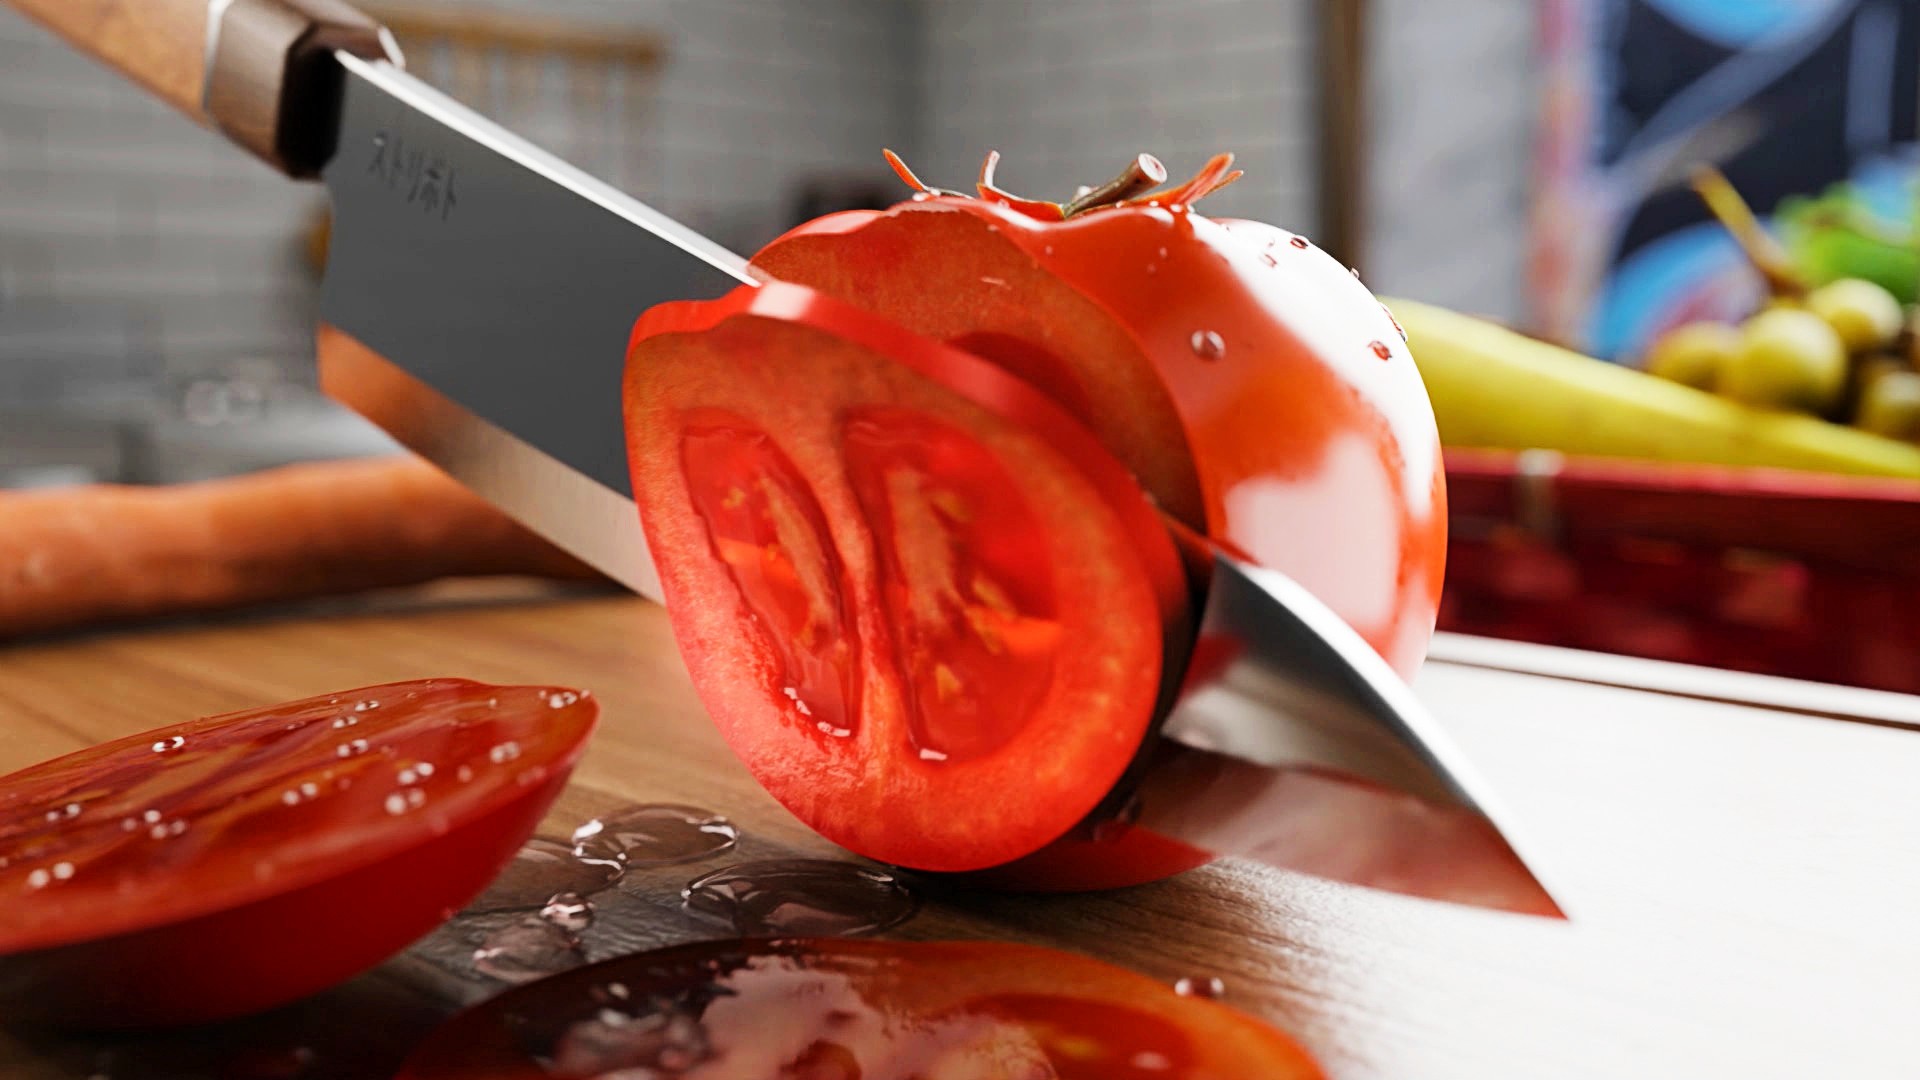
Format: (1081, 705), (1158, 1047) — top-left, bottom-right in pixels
(0, 679), (596, 1027)
(396, 938), (1324, 1079)
(626, 284), (1186, 873)
(754, 196), (1447, 681)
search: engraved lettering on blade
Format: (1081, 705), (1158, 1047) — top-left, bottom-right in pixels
(368, 131), (458, 221)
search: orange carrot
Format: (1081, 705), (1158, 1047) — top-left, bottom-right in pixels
(0, 456), (605, 639)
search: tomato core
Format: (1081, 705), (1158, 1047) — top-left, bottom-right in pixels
(843, 406), (1059, 764)
(682, 413), (861, 741)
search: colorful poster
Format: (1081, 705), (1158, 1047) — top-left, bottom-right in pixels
(1530, 0), (1920, 363)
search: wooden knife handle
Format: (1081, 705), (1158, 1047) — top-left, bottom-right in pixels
(6, 0), (398, 177)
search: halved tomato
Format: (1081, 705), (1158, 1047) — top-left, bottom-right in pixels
(752, 152), (1447, 678)
(0, 679), (596, 1028)
(625, 283), (1189, 874)
(396, 937), (1325, 1079)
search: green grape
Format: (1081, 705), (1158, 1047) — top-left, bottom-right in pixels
(1642, 322), (1738, 389)
(1720, 309), (1848, 412)
(1806, 278), (1904, 352)
(1855, 370), (1920, 441)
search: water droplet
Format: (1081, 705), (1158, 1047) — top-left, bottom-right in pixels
(1169, 203), (1185, 213)
(1043, 244), (1056, 256)
(472, 916), (584, 984)
(918, 747), (948, 762)
(354, 700), (380, 712)
(456, 765), (474, 782)
(143, 809), (162, 823)
(466, 836), (624, 913)
(572, 804), (738, 867)
(682, 859), (917, 937)
(1157, 246), (1169, 259)
(1190, 330), (1227, 360)
(1350, 266), (1362, 279)
(1132, 1050), (1174, 1071)
(331, 716), (358, 729)
(1261, 252), (1278, 267)
(337, 738), (369, 758)
(571, 831), (626, 867)
(27, 868), (50, 889)
(548, 1004), (711, 1076)
(540, 891), (595, 933)
(397, 768), (418, 785)
(547, 690), (582, 710)
(813, 720), (852, 738)
(1370, 340), (1393, 361)
(415, 762), (435, 777)
(1383, 303), (1407, 341)
(1145, 263), (1158, 275)
(151, 736), (185, 753)
(1289, 235), (1310, 249)
(489, 741), (522, 764)
(1174, 975), (1226, 999)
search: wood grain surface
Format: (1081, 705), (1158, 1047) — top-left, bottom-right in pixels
(3, 587), (1918, 1078)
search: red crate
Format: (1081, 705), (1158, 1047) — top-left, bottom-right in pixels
(1438, 449), (1920, 694)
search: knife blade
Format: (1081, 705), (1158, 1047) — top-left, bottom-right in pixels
(14, 0), (1568, 917)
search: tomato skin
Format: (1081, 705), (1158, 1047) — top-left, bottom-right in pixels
(396, 938), (1325, 1079)
(756, 195), (1447, 679)
(626, 283), (1191, 873)
(0, 679), (596, 1028)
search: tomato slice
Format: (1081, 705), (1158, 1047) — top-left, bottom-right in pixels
(626, 283), (1189, 873)
(0, 679), (597, 1028)
(396, 938), (1324, 1079)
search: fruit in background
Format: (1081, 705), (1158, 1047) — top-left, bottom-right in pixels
(1856, 370), (1920, 442)
(1643, 321), (1738, 389)
(1719, 308), (1847, 412)
(1778, 182), (1920, 305)
(1805, 277), (1904, 352)
(1391, 297), (1920, 478)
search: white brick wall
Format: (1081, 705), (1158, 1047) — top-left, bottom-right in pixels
(918, 0), (1318, 231)
(0, 0), (917, 413)
(1365, 0), (1538, 323)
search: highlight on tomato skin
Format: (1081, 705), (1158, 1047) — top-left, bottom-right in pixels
(624, 282), (1191, 877)
(395, 937), (1326, 1079)
(753, 149), (1447, 681)
(0, 678), (597, 1029)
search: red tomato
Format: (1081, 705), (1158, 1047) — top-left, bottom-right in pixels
(0, 679), (596, 1028)
(396, 937), (1325, 1079)
(625, 283), (1190, 874)
(753, 151), (1447, 679)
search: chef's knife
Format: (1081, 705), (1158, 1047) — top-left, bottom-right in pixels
(13, 0), (1566, 917)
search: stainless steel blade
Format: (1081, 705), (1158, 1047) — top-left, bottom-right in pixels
(1139, 552), (1568, 917)
(316, 51), (749, 595)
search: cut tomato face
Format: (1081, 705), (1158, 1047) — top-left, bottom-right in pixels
(396, 938), (1325, 1079)
(753, 153), (1447, 679)
(626, 283), (1188, 873)
(0, 679), (596, 1028)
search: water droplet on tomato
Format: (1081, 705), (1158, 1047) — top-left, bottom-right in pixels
(1158, 246), (1169, 259)
(1289, 235), (1310, 249)
(1146, 263), (1158, 275)
(472, 915), (585, 984)
(1190, 330), (1227, 360)
(1169, 203), (1185, 213)
(151, 736), (184, 753)
(27, 867), (50, 888)
(1370, 340), (1393, 361)
(336, 738), (369, 758)
(466, 836), (624, 914)
(571, 804), (738, 867)
(1173, 975), (1226, 1000)
(143, 809), (162, 823)
(1043, 244), (1056, 256)
(1132, 1050), (1175, 1071)
(917, 747), (948, 762)
(383, 789), (426, 815)
(488, 741), (521, 764)
(331, 716), (357, 729)
(547, 690), (583, 709)
(682, 859), (917, 937)
(353, 700), (379, 712)
(456, 765), (474, 782)
(540, 891), (595, 933)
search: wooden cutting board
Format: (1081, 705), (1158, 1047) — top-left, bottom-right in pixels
(4, 584), (1919, 1079)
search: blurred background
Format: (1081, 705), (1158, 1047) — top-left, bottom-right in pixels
(7, 0), (1920, 689)
(0, 0), (1536, 488)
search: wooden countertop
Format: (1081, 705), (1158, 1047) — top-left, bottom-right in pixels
(4, 585), (1919, 1078)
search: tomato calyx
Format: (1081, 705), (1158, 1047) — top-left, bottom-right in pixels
(881, 148), (1245, 223)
